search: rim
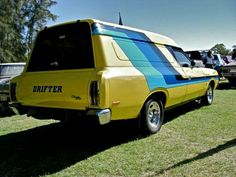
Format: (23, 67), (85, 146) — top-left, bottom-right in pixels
(207, 86), (213, 103)
(147, 101), (161, 128)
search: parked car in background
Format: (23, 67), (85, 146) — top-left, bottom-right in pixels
(0, 63), (25, 113)
(222, 61), (236, 86)
(185, 50), (205, 68)
(213, 54), (226, 77)
(185, 51), (226, 77)
(222, 56), (233, 64)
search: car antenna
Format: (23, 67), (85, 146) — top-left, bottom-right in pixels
(119, 12), (123, 25)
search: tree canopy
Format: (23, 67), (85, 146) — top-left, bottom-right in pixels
(0, 0), (57, 63)
(211, 43), (229, 56)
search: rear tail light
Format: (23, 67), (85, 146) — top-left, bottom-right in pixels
(90, 81), (100, 106)
(10, 83), (17, 101)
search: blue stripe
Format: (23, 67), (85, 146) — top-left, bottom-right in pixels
(91, 23), (216, 90)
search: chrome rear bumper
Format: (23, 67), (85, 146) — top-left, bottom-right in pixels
(87, 109), (111, 125)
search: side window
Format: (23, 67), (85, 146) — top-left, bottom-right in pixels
(171, 48), (191, 67)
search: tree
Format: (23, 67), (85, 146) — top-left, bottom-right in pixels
(21, 0), (57, 55)
(211, 43), (229, 56)
(0, 0), (25, 63)
(0, 0), (57, 63)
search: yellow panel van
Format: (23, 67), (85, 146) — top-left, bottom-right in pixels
(10, 19), (218, 134)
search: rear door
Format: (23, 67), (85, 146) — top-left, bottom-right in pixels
(18, 22), (96, 110)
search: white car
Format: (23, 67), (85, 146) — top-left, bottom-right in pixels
(0, 63), (25, 113)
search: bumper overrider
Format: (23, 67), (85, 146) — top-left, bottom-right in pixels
(87, 109), (111, 125)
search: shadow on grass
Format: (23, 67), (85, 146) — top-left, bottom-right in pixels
(164, 101), (202, 124)
(0, 111), (15, 118)
(217, 82), (236, 90)
(155, 138), (236, 175)
(0, 120), (140, 177)
(0, 101), (209, 177)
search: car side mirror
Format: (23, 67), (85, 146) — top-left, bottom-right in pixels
(182, 63), (189, 67)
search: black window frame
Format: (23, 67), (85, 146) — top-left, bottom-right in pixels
(27, 22), (94, 72)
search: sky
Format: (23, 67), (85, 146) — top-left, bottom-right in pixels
(47, 0), (236, 51)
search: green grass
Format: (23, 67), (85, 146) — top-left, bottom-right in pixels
(0, 88), (235, 177)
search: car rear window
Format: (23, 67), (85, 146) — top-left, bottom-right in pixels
(27, 22), (94, 72)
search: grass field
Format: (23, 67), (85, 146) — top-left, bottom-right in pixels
(0, 86), (235, 177)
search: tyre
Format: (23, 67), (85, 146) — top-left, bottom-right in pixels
(0, 102), (9, 114)
(0, 102), (13, 116)
(140, 98), (164, 134)
(202, 84), (214, 105)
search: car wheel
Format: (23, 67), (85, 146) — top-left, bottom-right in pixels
(0, 102), (12, 115)
(202, 84), (214, 105)
(0, 102), (7, 113)
(140, 98), (164, 134)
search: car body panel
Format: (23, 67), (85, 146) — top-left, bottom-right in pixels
(0, 63), (25, 101)
(10, 19), (218, 122)
(222, 61), (236, 84)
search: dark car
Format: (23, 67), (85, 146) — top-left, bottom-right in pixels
(0, 63), (25, 113)
(222, 61), (236, 86)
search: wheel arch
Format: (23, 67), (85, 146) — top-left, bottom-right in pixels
(209, 79), (217, 89)
(144, 91), (167, 108)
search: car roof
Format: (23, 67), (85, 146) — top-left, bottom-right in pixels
(47, 19), (179, 47)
